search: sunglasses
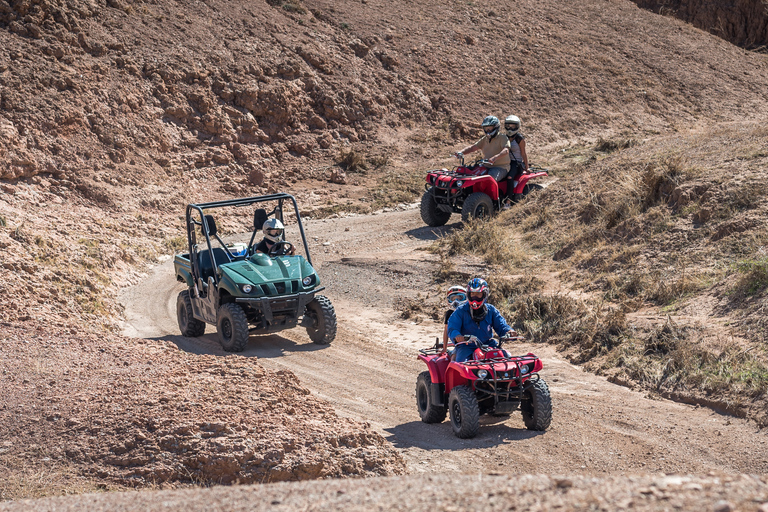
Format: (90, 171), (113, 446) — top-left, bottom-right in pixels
(266, 229), (282, 236)
(505, 124), (519, 130)
(483, 127), (496, 134)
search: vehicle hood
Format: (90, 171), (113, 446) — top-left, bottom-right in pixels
(221, 256), (313, 284)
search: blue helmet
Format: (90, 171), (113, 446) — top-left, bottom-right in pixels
(467, 278), (489, 310)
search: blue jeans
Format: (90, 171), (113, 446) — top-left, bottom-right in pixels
(454, 340), (498, 362)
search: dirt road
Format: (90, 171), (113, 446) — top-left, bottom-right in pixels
(120, 206), (768, 476)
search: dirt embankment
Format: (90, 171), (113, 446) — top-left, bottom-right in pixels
(0, 322), (404, 496)
(633, 0), (768, 49)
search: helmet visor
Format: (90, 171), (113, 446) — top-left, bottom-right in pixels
(469, 292), (484, 302)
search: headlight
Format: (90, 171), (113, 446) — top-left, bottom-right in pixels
(302, 276), (313, 286)
(455, 180), (464, 187)
(477, 369), (488, 380)
(519, 364), (530, 375)
(241, 284), (253, 294)
(430, 175), (436, 184)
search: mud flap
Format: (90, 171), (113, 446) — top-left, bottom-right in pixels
(431, 382), (444, 406)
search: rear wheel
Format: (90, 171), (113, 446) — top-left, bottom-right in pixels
(420, 189), (451, 227)
(305, 295), (337, 344)
(520, 378), (552, 431)
(461, 192), (493, 222)
(177, 290), (205, 337)
(217, 303), (249, 352)
(448, 385), (480, 438)
(416, 371), (447, 423)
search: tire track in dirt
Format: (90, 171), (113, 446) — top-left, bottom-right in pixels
(120, 207), (768, 476)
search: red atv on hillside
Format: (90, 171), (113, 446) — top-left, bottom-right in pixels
(416, 336), (552, 438)
(420, 157), (548, 226)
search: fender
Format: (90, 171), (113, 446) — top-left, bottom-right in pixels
(177, 267), (194, 287)
(512, 171), (548, 194)
(466, 176), (501, 200)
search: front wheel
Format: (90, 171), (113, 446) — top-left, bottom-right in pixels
(448, 385), (480, 438)
(177, 290), (205, 337)
(520, 378), (552, 431)
(217, 303), (249, 352)
(416, 371), (447, 423)
(305, 295), (337, 344)
(420, 189), (451, 227)
(461, 192), (494, 222)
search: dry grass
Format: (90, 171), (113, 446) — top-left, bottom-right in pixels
(607, 318), (768, 399)
(0, 460), (100, 501)
(732, 256), (768, 297)
(436, 219), (528, 269)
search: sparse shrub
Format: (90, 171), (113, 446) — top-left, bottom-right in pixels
(0, 215), (6, 227)
(732, 256), (768, 296)
(723, 180), (768, 212)
(164, 236), (188, 254)
(283, 2), (306, 14)
(336, 149), (368, 173)
(440, 219), (526, 268)
(594, 137), (636, 153)
(368, 155), (389, 169)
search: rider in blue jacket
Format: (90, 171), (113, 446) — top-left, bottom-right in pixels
(447, 277), (515, 362)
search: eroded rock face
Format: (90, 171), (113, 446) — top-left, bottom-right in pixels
(632, 0), (768, 49)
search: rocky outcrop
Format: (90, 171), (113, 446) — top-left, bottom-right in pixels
(632, 0), (768, 49)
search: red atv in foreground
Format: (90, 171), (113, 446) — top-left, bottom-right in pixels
(420, 157), (548, 226)
(416, 336), (552, 438)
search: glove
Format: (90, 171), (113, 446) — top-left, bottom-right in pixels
(467, 335), (480, 345)
(455, 151), (463, 159)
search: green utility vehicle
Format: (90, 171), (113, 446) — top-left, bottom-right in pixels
(173, 193), (336, 352)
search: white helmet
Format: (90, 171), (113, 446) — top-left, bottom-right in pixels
(505, 115), (521, 137)
(262, 218), (284, 243)
(481, 115), (500, 139)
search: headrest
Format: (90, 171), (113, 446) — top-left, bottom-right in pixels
(202, 215), (217, 237)
(253, 209), (268, 230)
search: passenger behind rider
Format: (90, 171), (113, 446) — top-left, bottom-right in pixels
(254, 218), (295, 256)
(447, 277), (515, 363)
(503, 115), (529, 206)
(441, 285), (467, 355)
(454, 116), (511, 183)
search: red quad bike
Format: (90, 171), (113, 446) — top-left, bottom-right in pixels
(420, 156), (548, 227)
(416, 336), (552, 439)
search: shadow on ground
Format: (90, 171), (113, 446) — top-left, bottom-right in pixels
(150, 332), (329, 358)
(405, 221), (462, 241)
(383, 419), (544, 451)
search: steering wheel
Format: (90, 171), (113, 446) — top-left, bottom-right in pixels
(268, 241), (293, 256)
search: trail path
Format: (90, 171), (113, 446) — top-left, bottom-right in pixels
(120, 207), (768, 476)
